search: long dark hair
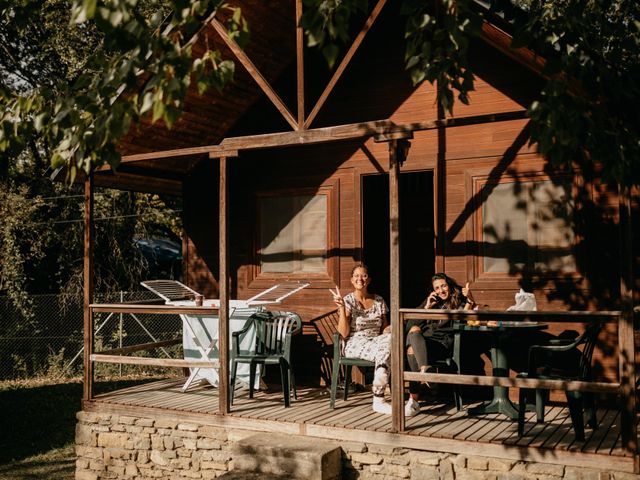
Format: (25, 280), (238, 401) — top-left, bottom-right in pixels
(430, 273), (465, 309)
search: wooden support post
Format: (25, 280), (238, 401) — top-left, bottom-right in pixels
(83, 172), (94, 402)
(296, 0), (305, 128)
(218, 156), (230, 414)
(388, 138), (408, 433)
(435, 101), (446, 273)
(618, 186), (638, 468)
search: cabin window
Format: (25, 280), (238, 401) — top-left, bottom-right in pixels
(258, 193), (328, 274)
(479, 179), (576, 274)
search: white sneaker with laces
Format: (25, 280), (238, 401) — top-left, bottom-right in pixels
(404, 397), (421, 417)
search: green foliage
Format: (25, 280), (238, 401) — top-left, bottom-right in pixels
(302, 0), (640, 187)
(0, 0), (243, 177)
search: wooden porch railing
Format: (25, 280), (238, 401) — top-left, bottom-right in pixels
(393, 308), (637, 468)
(83, 304), (638, 470)
(84, 303), (221, 403)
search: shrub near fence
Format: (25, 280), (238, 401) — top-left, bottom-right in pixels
(0, 292), (183, 380)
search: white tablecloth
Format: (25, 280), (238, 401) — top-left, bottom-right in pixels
(169, 300), (261, 389)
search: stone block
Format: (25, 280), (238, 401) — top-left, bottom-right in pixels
(232, 433), (342, 480)
(408, 451), (442, 467)
(340, 442), (367, 453)
(76, 423), (96, 446)
(150, 449), (171, 466)
(183, 438), (198, 449)
(76, 470), (99, 480)
(137, 450), (150, 464)
(76, 445), (102, 460)
(201, 460), (229, 470)
(371, 464), (411, 478)
(125, 464), (139, 476)
(487, 459), (516, 473)
(173, 430), (198, 439)
(136, 418), (155, 427)
(91, 425), (111, 432)
(117, 415), (137, 425)
(111, 424), (126, 432)
(151, 435), (165, 450)
(388, 455), (411, 466)
(439, 459), (455, 480)
(178, 423), (199, 431)
(200, 425), (229, 440)
(467, 457), (489, 471)
(134, 435), (151, 450)
(89, 459), (105, 471)
(170, 457), (192, 470)
(177, 447), (194, 458)
(197, 438), (222, 450)
(350, 453), (383, 465)
(453, 455), (467, 469)
(525, 462), (565, 477)
(153, 418), (178, 430)
(368, 444), (408, 456)
(106, 465), (126, 475)
(126, 426), (144, 434)
(98, 432), (133, 449)
(76, 458), (90, 469)
(611, 474), (639, 480)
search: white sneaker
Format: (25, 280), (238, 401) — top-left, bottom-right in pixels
(404, 397), (421, 417)
(372, 397), (392, 415)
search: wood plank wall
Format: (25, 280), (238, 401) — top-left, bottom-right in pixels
(181, 13), (636, 389)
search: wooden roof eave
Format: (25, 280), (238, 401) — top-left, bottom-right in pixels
(479, 21), (546, 78)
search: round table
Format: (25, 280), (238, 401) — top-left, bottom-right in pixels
(447, 321), (548, 419)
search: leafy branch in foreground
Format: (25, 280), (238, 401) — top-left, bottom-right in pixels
(0, 0), (244, 181)
(302, 0), (640, 188)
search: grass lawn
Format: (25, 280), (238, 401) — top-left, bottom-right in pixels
(0, 375), (173, 480)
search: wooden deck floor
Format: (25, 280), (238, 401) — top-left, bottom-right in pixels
(90, 377), (635, 472)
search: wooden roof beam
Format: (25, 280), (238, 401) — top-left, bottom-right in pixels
(304, 0), (388, 129)
(296, 0), (305, 128)
(211, 18), (298, 131)
(116, 109), (526, 164)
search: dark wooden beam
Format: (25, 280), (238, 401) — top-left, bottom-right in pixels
(304, 0), (388, 129)
(218, 155), (230, 415)
(388, 139), (404, 433)
(618, 186), (638, 468)
(211, 18), (298, 131)
(296, 0), (305, 128)
(118, 110), (527, 164)
(480, 21), (546, 78)
(83, 173), (94, 402)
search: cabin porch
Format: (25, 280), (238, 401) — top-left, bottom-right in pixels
(82, 376), (635, 476)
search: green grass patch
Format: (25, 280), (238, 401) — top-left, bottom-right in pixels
(0, 375), (174, 467)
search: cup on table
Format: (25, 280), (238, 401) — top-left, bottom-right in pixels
(194, 294), (204, 307)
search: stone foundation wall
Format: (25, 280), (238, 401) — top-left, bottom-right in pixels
(75, 411), (638, 480)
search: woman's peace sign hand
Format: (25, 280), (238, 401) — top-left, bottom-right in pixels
(329, 286), (344, 308)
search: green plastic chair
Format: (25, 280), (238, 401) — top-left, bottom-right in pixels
(517, 319), (603, 441)
(329, 331), (375, 408)
(230, 310), (302, 408)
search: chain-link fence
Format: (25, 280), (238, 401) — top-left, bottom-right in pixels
(0, 291), (183, 380)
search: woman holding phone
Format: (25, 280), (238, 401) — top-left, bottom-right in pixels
(404, 273), (477, 416)
(330, 264), (394, 414)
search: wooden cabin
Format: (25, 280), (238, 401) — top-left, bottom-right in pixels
(77, 2), (639, 479)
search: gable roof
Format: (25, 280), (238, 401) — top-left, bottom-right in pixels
(89, 1), (542, 195)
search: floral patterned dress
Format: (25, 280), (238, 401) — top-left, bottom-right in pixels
(343, 293), (391, 397)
